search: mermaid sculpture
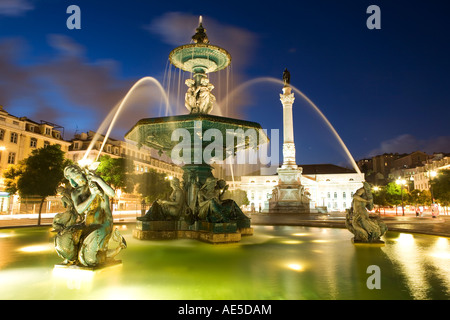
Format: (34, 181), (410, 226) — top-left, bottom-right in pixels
(345, 181), (387, 243)
(53, 164), (127, 268)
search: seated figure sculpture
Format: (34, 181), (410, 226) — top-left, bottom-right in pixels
(197, 177), (250, 224)
(345, 181), (387, 243)
(138, 177), (188, 221)
(53, 164), (127, 267)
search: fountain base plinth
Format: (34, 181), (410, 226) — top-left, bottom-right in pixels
(133, 220), (252, 244)
(54, 259), (122, 271)
(351, 237), (385, 246)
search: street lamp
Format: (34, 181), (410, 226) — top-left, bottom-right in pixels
(396, 178), (407, 216)
(428, 170), (437, 216)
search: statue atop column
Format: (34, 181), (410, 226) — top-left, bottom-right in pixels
(283, 68), (291, 87)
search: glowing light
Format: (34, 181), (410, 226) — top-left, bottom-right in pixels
(395, 233), (415, 245)
(18, 244), (53, 253)
(312, 239), (329, 243)
(287, 263), (304, 271)
(292, 233), (310, 237)
(429, 252), (450, 259)
(281, 240), (303, 245)
(0, 233), (13, 239)
(77, 158), (93, 168)
(52, 267), (95, 290)
(429, 237), (450, 260)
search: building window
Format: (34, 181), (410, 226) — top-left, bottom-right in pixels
(10, 132), (18, 144)
(7, 152), (16, 164)
(0, 129), (4, 141)
(334, 192), (337, 199)
(343, 192), (346, 199)
(44, 141), (50, 148)
(74, 142), (79, 149)
(30, 138), (37, 148)
(45, 128), (51, 135)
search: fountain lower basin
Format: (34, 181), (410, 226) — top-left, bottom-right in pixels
(1, 224), (449, 300)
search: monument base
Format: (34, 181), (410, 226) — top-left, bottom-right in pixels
(268, 201), (311, 214)
(133, 220), (252, 244)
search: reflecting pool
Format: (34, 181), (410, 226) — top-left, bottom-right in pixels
(0, 225), (449, 299)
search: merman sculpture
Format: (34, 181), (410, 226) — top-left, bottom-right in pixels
(345, 181), (387, 243)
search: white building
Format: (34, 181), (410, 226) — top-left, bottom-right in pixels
(413, 154), (450, 191)
(239, 164), (364, 213)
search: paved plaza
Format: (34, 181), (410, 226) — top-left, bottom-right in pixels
(1, 212), (449, 238)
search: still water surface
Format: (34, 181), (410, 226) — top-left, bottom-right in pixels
(0, 225), (449, 299)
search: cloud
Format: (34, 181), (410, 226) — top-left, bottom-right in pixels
(0, 35), (160, 139)
(144, 12), (259, 118)
(47, 34), (86, 57)
(0, 0), (33, 16)
(368, 134), (450, 156)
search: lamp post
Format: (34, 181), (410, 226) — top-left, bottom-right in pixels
(396, 178), (406, 216)
(428, 170), (437, 216)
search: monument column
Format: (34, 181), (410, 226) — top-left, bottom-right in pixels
(280, 82), (297, 169)
(268, 68), (310, 214)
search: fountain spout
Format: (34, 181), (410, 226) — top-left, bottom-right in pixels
(192, 16), (209, 44)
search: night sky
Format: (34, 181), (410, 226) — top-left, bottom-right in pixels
(1, 0), (449, 169)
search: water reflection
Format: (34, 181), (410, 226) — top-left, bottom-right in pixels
(0, 226), (448, 299)
(382, 233), (450, 299)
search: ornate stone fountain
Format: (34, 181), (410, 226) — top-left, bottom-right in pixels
(126, 18), (268, 243)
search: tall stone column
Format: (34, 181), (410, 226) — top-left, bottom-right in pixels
(280, 85), (297, 169)
(268, 69), (310, 213)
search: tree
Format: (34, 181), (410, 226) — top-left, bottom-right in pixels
(96, 155), (135, 193)
(409, 189), (431, 207)
(430, 170), (450, 213)
(135, 170), (171, 204)
(4, 145), (71, 225)
(384, 182), (406, 215)
(3, 162), (25, 196)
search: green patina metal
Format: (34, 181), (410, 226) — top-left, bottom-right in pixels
(169, 43), (231, 75)
(127, 18), (267, 243)
(125, 113), (269, 160)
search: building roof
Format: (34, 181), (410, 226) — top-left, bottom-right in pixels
(301, 164), (357, 175)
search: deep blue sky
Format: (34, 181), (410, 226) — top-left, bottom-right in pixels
(1, 0), (449, 168)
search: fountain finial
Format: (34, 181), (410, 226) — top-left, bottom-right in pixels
(192, 16), (209, 44)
